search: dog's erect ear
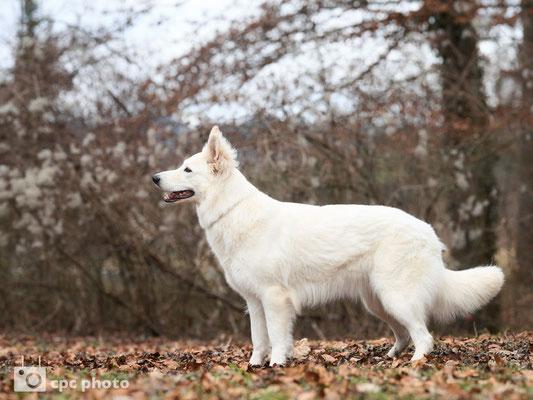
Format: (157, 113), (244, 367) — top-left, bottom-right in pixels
(204, 125), (238, 174)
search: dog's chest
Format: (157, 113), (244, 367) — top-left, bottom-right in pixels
(205, 230), (231, 265)
(218, 257), (256, 297)
(223, 264), (251, 295)
(206, 234), (261, 298)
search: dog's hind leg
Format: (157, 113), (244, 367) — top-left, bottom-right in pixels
(377, 291), (434, 361)
(261, 286), (296, 366)
(360, 284), (410, 358)
(370, 248), (437, 361)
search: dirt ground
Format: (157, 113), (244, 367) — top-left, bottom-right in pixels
(0, 332), (531, 399)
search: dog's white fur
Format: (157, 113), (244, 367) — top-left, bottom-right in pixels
(153, 126), (504, 366)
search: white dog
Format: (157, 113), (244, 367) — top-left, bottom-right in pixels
(152, 126), (504, 366)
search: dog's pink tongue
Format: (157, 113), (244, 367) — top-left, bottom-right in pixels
(163, 193), (175, 202)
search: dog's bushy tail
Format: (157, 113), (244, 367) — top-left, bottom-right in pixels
(433, 266), (504, 323)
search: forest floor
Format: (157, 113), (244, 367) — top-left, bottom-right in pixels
(0, 332), (531, 399)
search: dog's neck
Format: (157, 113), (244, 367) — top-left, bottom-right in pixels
(196, 169), (257, 231)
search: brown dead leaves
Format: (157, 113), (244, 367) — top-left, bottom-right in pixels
(0, 332), (531, 399)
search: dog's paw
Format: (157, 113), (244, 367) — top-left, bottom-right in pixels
(249, 351), (267, 367)
(386, 339), (409, 358)
(269, 354), (287, 367)
(386, 348), (398, 358)
(269, 360), (286, 367)
(387, 345), (404, 358)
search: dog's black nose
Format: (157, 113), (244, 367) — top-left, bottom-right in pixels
(152, 175), (160, 186)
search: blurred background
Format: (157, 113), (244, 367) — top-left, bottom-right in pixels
(0, 0), (531, 339)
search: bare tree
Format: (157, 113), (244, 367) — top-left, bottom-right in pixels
(422, 0), (500, 331)
(514, 0), (533, 326)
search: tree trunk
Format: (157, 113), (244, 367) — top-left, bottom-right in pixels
(515, 0), (533, 327)
(430, 1), (500, 331)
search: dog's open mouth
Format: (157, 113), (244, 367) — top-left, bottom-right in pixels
(163, 190), (195, 203)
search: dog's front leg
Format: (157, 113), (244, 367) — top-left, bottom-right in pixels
(246, 297), (270, 366)
(262, 286), (295, 366)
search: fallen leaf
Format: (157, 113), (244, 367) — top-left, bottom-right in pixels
(321, 354), (336, 364)
(293, 339), (311, 360)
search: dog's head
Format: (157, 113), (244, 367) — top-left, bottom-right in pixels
(152, 125), (238, 204)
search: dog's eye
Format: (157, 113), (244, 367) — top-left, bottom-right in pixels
(184, 167), (192, 173)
